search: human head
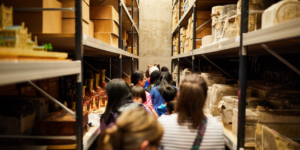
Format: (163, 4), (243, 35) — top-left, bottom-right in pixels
(150, 70), (160, 86)
(154, 63), (160, 71)
(159, 72), (173, 84)
(149, 66), (159, 76)
(98, 107), (164, 150)
(176, 74), (208, 129)
(161, 86), (177, 103)
(131, 70), (146, 87)
(101, 79), (132, 124)
(131, 86), (146, 103)
(161, 67), (169, 72)
(166, 101), (175, 115)
(148, 64), (153, 69)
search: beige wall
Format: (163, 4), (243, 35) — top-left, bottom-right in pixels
(139, 0), (172, 72)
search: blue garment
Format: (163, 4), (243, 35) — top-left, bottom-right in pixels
(144, 80), (149, 89)
(157, 104), (167, 116)
(150, 85), (178, 116)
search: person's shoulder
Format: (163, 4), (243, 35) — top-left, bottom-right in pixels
(206, 115), (223, 128)
(158, 113), (178, 123)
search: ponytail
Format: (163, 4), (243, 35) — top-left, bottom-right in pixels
(158, 72), (173, 96)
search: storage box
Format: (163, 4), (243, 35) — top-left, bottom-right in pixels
(3, 97), (49, 120)
(4, 0), (62, 34)
(90, 5), (119, 24)
(255, 124), (300, 150)
(200, 73), (226, 86)
(0, 84), (16, 93)
(232, 108), (300, 141)
(210, 84), (252, 116)
(0, 100), (35, 135)
(93, 20), (119, 36)
(20, 85), (37, 97)
(94, 33), (118, 47)
(89, 20), (94, 37)
(59, 0), (89, 23)
(0, 89), (18, 96)
(219, 96), (264, 124)
(62, 19), (89, 35)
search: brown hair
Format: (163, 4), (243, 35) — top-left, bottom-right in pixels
(176, 74), (208, 129)
(97, 107), (164, 150)
(131, 86), (146, 103)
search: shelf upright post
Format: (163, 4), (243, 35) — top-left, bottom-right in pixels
(109, 58), (112, 79)
(131, 0), (134, 54)
(75, 0), (83, 149)
(193, 2), (196, 50)
(137, 35), (139, 56)
(192, 55), (195, 73)
(119, 55), (122, 78)
(137, 59), (139, 70)
(131, 26), (134, 54)
(178, 25), (180, 54)
(237, 0), (249, 149)
(119, 0), (122, 49)
(178, 0), (181, 20)
(131, 58), (134, 74)
(178, 58), (180, 85)
(171, 34), (173, 56)
(171, 59), (173, 73)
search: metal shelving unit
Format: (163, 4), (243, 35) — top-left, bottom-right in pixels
(171, 0), (300, 150)
(0, 0), (140, 149)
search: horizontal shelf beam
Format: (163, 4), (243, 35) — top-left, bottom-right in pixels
(0, 61), (81, 86)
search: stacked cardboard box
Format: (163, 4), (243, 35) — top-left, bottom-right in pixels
(180, 27), (186, 53)
(2, 0), (62, 34)
(173, 33), (179, 56)
(172, 3), (179, 31)
(60, 0), (90, 36)
(90, 5), (119, 47)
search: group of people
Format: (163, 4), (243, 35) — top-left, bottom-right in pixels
(93, 64), (224, 150)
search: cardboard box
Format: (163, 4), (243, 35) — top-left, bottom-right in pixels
(196, 27), (211, 39)
(93, 20), (119, 36)
(62, 19), (89, 35)
(60, 0), (89, 23)
(20, 86), (37, 97)
(90, 5), (119, 24)
(94, 33), (118, 47)
(89, 20), (94, 37)
(196, 40), (202, 49)
(4, 0), (62, 34)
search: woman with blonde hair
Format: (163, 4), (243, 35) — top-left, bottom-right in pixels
(158, 74), (224, 150)
(97, 107), (164, 150)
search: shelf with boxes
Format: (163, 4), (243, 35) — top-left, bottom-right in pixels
(171, 1), (300, 150)
(1, 0), (139, 59)
(172, 0), (300, 59)
(172, 0), (238, 56)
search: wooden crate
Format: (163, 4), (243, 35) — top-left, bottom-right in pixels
(90, 5), (119, 24)
(62, 19), (89, 35)
(94, 33), (118, 47)
(93, 20), (119, 36)
(2, 0), (62, 34)
(59, 0), (89, 23)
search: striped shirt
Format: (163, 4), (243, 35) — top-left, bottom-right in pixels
(158, 113), (225, 150)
